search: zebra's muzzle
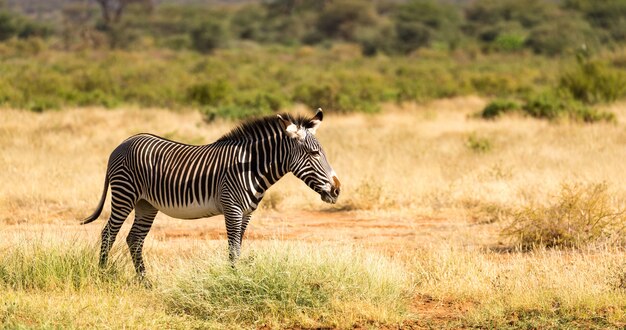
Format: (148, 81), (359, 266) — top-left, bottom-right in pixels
(320, 176), (340, 204)
(320, 190), (337, 204)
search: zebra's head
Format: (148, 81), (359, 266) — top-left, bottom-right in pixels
(277, 109), (341, 204)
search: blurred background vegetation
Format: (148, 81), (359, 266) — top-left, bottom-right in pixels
(0, 0), (625, 121)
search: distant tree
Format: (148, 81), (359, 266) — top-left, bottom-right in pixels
(263, 0), (327, 15)
(190, 20), (226, 54)
(315, 0), (380, 42)
(525, 16), (595, 56)
(563, 0), (626, 43)
(94, 0), (153, 26)
(394, 0), (462, 53)
(465, 0), (556, 40)
(93, 0), (153, 48)
(250, 0), (327, 45)
(463, 0), (585, 54)
(62, 3), (101, 49)
(0, 8), (51, 41)
(231, 4), (267, 41)
(0, 10), (18, 41)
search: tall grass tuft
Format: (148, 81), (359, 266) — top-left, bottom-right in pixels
(503, 183), (626, 250)
(159, 241), (412, 328)
(0, 238), (133, 291)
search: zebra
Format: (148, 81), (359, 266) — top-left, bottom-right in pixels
(81, 109), (341, 277)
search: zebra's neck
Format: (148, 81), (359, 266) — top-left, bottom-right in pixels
(238, 133), (291, 196)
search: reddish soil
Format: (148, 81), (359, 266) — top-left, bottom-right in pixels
(147, 210), (487, 254)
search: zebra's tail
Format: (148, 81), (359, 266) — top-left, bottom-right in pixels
(81, 173), (109, 225)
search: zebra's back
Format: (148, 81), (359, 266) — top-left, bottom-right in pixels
(112, 133), (231, 219)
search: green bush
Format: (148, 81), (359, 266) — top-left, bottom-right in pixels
(470, 74), (517, 96)
(293, 80), (382, 113)
(481, 99), (520, 119)
(522, 92), (615, 123)
(493, 33), (525, 52)
(201, 91), (287, 122)
(186, 80), (232, 106)
(503, 182), (626, 250)
(559, 57), (626, 104)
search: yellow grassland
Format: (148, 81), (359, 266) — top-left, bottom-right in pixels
(1, 98), (626, 328)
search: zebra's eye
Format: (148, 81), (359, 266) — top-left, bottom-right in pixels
(308, 150), (321, 158)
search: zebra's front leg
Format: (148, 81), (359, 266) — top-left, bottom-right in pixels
(239, 214), (251, 248)
(224, 208), (244, 264)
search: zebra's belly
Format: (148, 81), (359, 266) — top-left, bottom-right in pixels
(149, 198), (221, 220)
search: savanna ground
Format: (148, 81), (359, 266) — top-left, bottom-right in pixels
(2, 98), (626, 329)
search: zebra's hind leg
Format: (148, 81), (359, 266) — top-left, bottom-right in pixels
(126, 199), (158, 279)
(100, 191), (136, 268)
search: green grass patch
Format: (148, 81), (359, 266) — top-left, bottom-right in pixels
(0, 239), (133, 291)
(466, 133), (492, 153)
(160, 241), (412, 328)
(0, 238), (412, 329)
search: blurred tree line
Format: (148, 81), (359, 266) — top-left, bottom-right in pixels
(0, 0), (625, 56)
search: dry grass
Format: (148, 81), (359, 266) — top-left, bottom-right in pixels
(411, 246), (626, 328)
(504, 182), (626, 250)
(4, 97), (626, 220)
(2, 98), (626, 328)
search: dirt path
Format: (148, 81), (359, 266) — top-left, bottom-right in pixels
(161, 211), (494, 252)
(0, 210), (496, 255)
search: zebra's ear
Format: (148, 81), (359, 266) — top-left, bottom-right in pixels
(277, 114), (301, 139)
(308, 108), (323, 135)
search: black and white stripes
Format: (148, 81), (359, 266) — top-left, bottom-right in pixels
(82, 109), (340, 277)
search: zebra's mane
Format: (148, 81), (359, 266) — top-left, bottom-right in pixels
(217, 113), (313, 142)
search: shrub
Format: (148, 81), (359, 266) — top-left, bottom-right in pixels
(522, 92), (615, 123)
(186, 80), (232, 106)
(481, 99), (520, 119)
(559, 57), (626, 104)
(470, 74), (517, 96)
(503, 182), (626, 250)
(201, 91), (287, 122)
(292, 80), (381, 113)
(492, 33), (525, 52)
